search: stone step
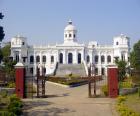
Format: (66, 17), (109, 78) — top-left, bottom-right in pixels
(55, 63), (87, 77)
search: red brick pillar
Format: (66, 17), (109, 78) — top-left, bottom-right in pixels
(107, 66), (118, 98)
(15, 62), (25, 98)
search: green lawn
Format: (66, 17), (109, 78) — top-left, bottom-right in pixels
(125, 93), (140, 114)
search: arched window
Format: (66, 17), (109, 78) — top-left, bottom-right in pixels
(69, 34), (72, 37)
(68, 53), (73, 64)
(101, 55), (105, 63)
(59, 53), (63, 64)
(73, 34), (76, 38)
(87, 55), (90, 63)
(95, 55), (98, 63)
(42, 55), (46, 63)
(30, 55), (34, 63)
(65, 34), (67, 38)
(36, 55), (40, 63)
(107, 55), (111, 63)
(51, 56), (54, 63)
(78, 53), (81, 64)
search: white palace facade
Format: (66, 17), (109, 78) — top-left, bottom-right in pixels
(10, 20), (130, 76)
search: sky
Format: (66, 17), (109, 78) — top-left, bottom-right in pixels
(0, 0), (140, 47)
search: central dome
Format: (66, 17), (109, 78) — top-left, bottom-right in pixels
(64, 20), (76, 31)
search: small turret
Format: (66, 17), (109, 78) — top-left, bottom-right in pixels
(113, 34), (130, 47)
(64, 19), (77, 44)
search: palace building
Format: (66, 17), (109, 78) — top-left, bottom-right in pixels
(10, 20), (130, 76)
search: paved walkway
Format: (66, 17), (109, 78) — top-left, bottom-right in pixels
(22, 82), (118, 116)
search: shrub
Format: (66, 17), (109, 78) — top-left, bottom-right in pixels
(119, 81), (132, 88)
(7, 82), (15, 88)
(101, 85), (108, 96)
(0, 90), (8, 98)
(117, 95), (127, 103)
(0, 111), (15, 116)
(8, 94), (23, 115)
(116, 96), (140, 116)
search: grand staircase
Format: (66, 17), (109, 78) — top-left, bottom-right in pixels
(54, 63), (87, 77)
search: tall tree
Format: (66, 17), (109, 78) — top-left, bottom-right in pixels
(130, 40), (140, 70)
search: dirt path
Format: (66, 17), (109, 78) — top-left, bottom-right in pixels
(22, 82), (118, 116)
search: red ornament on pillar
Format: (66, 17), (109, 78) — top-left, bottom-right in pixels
(107, 66), (119, 98)
(15, 62), (25, 98)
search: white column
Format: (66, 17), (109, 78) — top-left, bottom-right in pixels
(34, 53), (36, 75)
(98, 52), (101, 75)
(75, 50), (78, 64)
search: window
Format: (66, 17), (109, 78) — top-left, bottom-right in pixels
(69, 34), (71, 37)
(101, 55), (105, 63)
(95, 55), (98, 63)
(78, 53), (81, 64)
(42, 55), (46, 63)
(95, 68), (98, 75)
(68, 53), (73, 64)
(107, 55), (111, 63)
(36, 55), (40, 63)
(59, 53), (63, 64)
(65, 34), (67, 38)
(74, 34), (76, 38)
(87, 55), (90, 63)
(16, 55), (19, 62)
(23, 57), (26, 63)
(116, 42), (119, 45)
(121, 54), (125, 61)
(101, 68), (105, 75)
(30, 56), (34, 63)
(22, 42), (24, 45)
(30, 67), (33, 74)
(51, 56), (54, 63)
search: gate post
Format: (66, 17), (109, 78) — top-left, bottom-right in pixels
(15, 62), (25, 98)
(107, 65), (119, 98)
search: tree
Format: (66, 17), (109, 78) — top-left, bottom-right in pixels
(130, 40), (140, 70)
(115, 60), (127, 81)
(1, 43), (16, 82)
(0, 49), (3, 63)
(0, 12), (5, 42)
(0, 13), (4, 19)
(1, 43), (11, 59)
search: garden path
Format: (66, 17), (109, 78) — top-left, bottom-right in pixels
(22, 82), (118, 116)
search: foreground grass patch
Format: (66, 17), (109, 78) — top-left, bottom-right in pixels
(116, 94), (140, 116)
(124, 93), (140, 114)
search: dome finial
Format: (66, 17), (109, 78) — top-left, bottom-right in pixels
(68, 19), (72, 25)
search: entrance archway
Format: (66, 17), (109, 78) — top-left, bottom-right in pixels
(78, 53), (81, 64)
(68, 53), (73, 64)
(59, 53), (63, 64)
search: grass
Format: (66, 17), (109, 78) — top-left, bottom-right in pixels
(124, 93), (140, 114)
